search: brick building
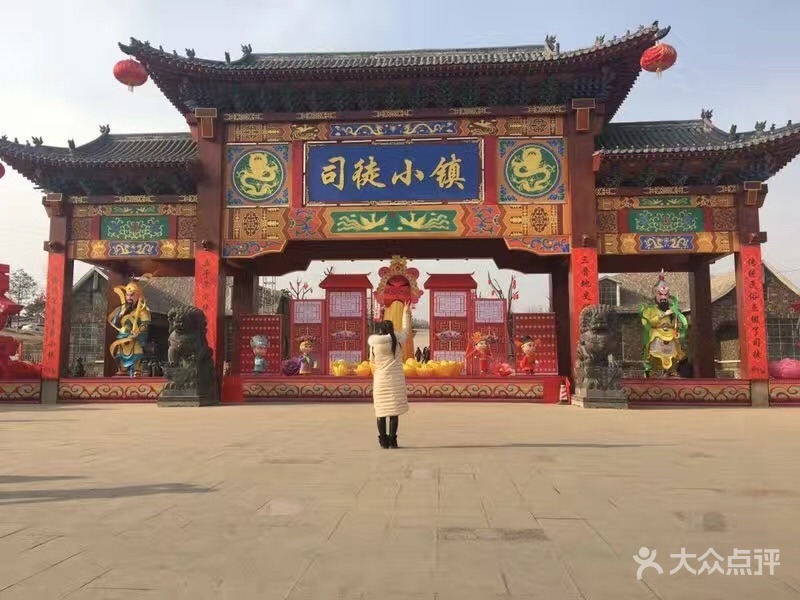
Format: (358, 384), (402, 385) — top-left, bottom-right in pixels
(69, 268), (288, 376)
(600, 264), (800, 377)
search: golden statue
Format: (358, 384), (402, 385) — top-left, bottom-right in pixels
(640, 270), (688, 377)
(108, 275), (152, 377)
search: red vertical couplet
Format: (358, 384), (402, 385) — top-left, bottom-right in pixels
(41, 252), (69, 380)
(194, 249), (223, 362)
(735, 245), (768, 380)
(569, 247), (599, 363)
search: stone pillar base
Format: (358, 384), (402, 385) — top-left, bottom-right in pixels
(158, 389), (218, 407)
(41, 380), (59, 405)
(571, 388), (628, 409)
(750, 380), (769, 408)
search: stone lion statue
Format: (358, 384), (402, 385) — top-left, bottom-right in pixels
(574, 304), (622, 391)
(163, 306), (215, 397)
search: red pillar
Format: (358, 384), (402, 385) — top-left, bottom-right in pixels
(40, 194), (73, 404)
(736, 185), (769, 406)
(565, 101), (600, 375)
(193, 108), (225, 399)
(689, 261), (716, 378)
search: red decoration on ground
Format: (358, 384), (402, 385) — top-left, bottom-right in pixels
(0, 264), (41, 379)
(113, 59), (148, 91)
(640, 43), (677, 75)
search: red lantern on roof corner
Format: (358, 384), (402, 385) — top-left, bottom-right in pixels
(0, 163), (5, 180)
(113, 58), (149, 92)
(640, 42), (677, 77)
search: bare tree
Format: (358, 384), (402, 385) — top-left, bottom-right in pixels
(287, 278), (312, 300)
(486, 272), (520, 358)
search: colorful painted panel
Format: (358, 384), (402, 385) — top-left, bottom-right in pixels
(306, 139), (482, 204)
(498, 138), (566, 203)
(73, 204), (197, 217)
(502, 204), (562, 236)
(327, 209), (459, 236)
(226, 144), (290, 206)
(329, 121), (458, 138)
(503, 236), (570, 255)
(628, 208), (704, 234)
(596, 194), (736, 210)
(71, 239), (193, 260)
(600, 232), (736, 255)
(100, 216), (169, 241)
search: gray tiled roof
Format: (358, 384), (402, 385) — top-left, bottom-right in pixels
(598, 119), (800, 154)
(0, 132), (195, 167)
(120, 24), (666, 73)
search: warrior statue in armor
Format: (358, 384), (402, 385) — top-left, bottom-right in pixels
(639, 270), (688, 377)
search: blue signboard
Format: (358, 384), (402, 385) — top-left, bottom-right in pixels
(306, 139), (481, 204)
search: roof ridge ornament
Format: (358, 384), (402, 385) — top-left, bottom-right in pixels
(729, 124), (738, 141)
(543, 35), (560, 57)
(31, 136), (43, 147)
(701, 108), (713, 131)
(67, 139), (75, 150)
(241, 44), (252, 58)
(224, 51), (231, 64)
(594, 35), (605, 47)
(185, 48), (195, 59)
(99, 124), (111, 136)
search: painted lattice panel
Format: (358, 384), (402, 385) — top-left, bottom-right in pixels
(238, 315), (282, 375)
(329, 291), (363, 318)
(474, 298), (505, 324)
(290, 299), (326, 373)
(330, 350), (362, 366)
(470, 298), (508, 374)
(292, 299), (323, 324)
(513, 313), (558, 374)
(433, 291), (468, 318)
(435, 350), (466, 375)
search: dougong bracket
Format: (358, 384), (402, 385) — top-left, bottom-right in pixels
(194, 108), (218, 140)
(571, 98), (596, 133)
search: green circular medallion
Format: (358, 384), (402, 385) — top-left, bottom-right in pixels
(504, 143), (560, 198)
(232, 150), (284, 202)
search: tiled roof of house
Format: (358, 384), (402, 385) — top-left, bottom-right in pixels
(0, 132), (196, 168)
(598, 119), (800, 155)
(602, 270), (740, 311)
(120, 24), (667, 74)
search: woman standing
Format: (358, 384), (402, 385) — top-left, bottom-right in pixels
(369, 301), (412, 449)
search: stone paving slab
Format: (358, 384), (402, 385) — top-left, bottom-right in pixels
(1, 403), (799, 599)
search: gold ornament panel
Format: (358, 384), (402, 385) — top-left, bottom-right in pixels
(501, 204), (562, 236)
(228, 207), (288, 242)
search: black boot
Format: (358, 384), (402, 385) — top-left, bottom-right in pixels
(388, 416), (399, 448)
(377, 418), (389, 449)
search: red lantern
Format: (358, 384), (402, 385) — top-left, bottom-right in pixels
(113, 59), (148, 92)
(0, 163), (5, 180)
(640, 43), (677, 77)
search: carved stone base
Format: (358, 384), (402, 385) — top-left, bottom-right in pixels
(158, 388), (218, 407)
(571, 388), (628, 409)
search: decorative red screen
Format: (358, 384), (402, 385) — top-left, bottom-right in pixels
(512, 313), (558, 374)
(238, 315), (283, 375)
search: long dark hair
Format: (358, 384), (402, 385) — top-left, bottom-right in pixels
(375, 320), (398, 355)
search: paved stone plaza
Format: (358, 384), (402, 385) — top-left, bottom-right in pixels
(0, 403), (799, 599)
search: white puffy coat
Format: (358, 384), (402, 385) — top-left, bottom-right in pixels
(368, 310), (411, 418)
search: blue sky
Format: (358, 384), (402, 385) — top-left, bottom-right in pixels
(1, 0), (799, 316)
